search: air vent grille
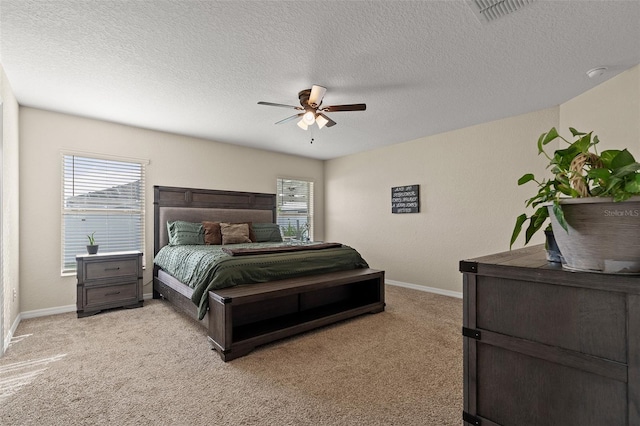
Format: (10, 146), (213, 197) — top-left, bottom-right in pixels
(467, 0), (536, 23)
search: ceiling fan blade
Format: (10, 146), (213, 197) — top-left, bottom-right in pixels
(309, 85), (327, 107)
(318, 113), (337, 128)
(275, 113), (303, 125)
(323, 103), (366, 112)
(258, 101), (302, 110)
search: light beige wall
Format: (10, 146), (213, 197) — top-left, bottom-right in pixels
(1, 64), (20, 352)
(324, 64), (640, 295)
(19, 107), (324, 312)
(325, 108), (558, 294)
(560, 64), (640, 153)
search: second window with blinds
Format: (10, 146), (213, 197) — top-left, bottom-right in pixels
(276, 178), (314, 242)
(61, 154), (146, 274)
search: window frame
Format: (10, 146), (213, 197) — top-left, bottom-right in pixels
(276, 177), (314, 242)
(61, 151), (148, 274)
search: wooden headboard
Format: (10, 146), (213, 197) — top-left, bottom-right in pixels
(153, 186), (277, 255)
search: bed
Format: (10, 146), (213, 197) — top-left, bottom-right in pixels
(153, 185), (385, 361)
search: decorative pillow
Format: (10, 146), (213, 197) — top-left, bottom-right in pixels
(220, 222), (252, 244)
(167, 221), (204, 246)
(202, 221), (222, 245)
(233, 222), (256, 242)
(252, 223), (283, 242)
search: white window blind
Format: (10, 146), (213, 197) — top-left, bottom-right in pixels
(276, 178), (314, 241)
(62, 154), (145, 273)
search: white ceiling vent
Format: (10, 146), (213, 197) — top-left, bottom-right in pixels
(467, 0), (536, 23)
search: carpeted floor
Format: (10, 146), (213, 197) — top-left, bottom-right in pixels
(0, 285), (463, 425)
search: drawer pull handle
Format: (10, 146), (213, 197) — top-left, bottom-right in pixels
(104, 267), (120, 271)
(105, 291), (121, 296)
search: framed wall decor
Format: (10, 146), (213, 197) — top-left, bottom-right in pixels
(391, 185), (420, 213)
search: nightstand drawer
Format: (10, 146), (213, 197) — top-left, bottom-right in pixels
(84, 258), (139, 280)
(85, 282), (138, 307)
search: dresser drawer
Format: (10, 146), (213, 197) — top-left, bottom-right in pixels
(476, 275), (627, 363)
(85, 282), (138, 307)
(84, 258), (139, 280)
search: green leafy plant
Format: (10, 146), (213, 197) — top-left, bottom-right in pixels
(87, 232), (96, 245)
(282, 220), (309, 240)
(510, 127), (640, 248)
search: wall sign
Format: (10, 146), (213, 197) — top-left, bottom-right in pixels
(391, 185), (420, 214)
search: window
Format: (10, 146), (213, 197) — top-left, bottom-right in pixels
(276, 178), (314, 241)
(62, 154), (146, 273)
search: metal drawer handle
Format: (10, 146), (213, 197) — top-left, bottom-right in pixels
(105, 291), (121, 296)
(104, 267), (120, 271)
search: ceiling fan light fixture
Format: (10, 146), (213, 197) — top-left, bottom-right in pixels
(303, 110), (316, 125)
(258, 85), (366, 132)
(297, 119), (309, 130)
(315, 114), (329, 129)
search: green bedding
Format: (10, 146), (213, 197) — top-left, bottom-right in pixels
(153, 242), (369, 320)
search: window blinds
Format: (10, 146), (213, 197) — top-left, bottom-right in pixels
(276, 178), (314, 241)
(61, 155), (145, 273)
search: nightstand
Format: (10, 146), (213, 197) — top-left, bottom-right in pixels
(76, 251), (143, 318)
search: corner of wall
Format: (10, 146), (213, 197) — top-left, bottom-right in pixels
(1, 63), (21, 355)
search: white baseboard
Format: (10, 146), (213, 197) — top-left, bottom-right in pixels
(20, 304), (76, 320)
(17, 294), (154, 322)
(3, 314), (22, 354)
(385, 279), (462, 299)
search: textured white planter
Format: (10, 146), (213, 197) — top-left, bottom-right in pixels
(547, 197), (640, 274)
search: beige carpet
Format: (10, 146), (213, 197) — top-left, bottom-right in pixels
(0, 285), (463, 425)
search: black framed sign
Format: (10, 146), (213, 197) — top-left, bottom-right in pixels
(391, 185), (420, 213)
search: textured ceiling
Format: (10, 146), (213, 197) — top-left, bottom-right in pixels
(1, 0), (639, 160)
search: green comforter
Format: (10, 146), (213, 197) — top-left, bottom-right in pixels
(153, 242), (369, 320)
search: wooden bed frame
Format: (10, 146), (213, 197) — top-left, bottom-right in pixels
(153, 185), (385, 361)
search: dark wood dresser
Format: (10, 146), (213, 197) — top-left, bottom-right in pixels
(460, 245), (639, 426)
(76, 251), (144, 318)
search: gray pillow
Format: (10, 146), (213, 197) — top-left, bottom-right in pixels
(252, 223), (283, 242)
(167, 221), (204, 246)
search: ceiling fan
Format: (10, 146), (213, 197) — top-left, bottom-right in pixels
(257, 85), (366, 130)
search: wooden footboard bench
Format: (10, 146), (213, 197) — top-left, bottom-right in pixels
(207, 268), (385, 361)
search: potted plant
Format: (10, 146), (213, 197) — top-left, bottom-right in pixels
(86, 232), (99, 254)
(511, 127), (640, 273)
(281, 220), (310, 242)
